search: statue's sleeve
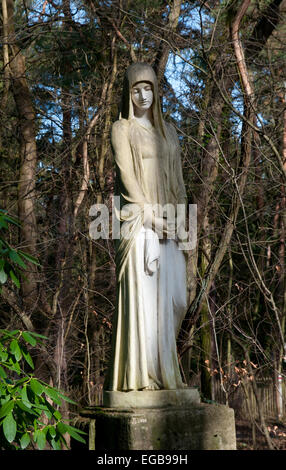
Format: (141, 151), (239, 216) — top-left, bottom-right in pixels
(111, 120), (148, 208)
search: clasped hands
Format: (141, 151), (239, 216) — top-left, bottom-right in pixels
(143, 206), (186, 241)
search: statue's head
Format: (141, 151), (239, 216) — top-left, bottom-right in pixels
(120, 62), (166, 137)
(131, 81), (153, 115)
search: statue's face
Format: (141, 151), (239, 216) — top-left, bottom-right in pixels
(131, 81), (153, 112)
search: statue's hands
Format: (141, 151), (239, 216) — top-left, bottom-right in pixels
(143, 206), (178, 240)
(176, 211), (188, 243)
(176, 213), (190, 256)
(153, 217), (176, 239)
(177, 224), (188, 243)
(153, 216), (168, 239)
(165, 219), (176, 239)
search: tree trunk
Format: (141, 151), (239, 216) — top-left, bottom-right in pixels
(153, 0), (182, 88)
(6, 0), (38, 310)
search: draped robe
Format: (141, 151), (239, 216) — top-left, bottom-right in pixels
(104, 116), (188, 391)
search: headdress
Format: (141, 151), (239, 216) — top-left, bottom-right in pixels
(119, 62), (166, 138)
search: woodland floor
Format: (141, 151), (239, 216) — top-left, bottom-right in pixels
(235, 419), (286, 450)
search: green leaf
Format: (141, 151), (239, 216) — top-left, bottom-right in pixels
(0, 396), (10, 406)
(18, 251), (40, 266)
(0, 329), (19, 338)
(22, 331), (37, 347)
(9, 269), (20, 288)
(68, 433), (86, 444)
(0, 219), (8, 229)
(9, 250), (27, 269)
(48, 426), (56, 439)
(30, 378), (44, 396)
(0, 349), (8, 361)
(63, 424), (86, 444)
(0, 341), (8, 360)
(17, 400), (39, 415)
(20, 432), (30, 449)
(22, 348), (34, 369)
(51, 437), (62, 450)
(7, 357), (21, 374)
(44, 387), (62, 405)
(33, 402), (50, 412)
(28, 331), (48, 340)
(43, 408), (52, 419)
(10, 339), (22, 361)
(64, 424), (87, 436)
(58, 392), (77, 405)
(3, 412), (17, 443)
(0, 212), (20, 227)
(0, 366), (7, 378)
(21, 386), (32, 408)
(0, 400), (15, 419)
(53, 410), (62, 421)
(34, 429), (47, 450)
(56, 422), (66, 434)
(57, 422), (86, 444)
(0, 269), (7, 284)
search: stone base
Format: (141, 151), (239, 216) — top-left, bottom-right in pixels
(81, 396), (236, 450)
(103, 388), (201, 408)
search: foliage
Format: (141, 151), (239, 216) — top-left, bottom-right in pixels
(0, 210), (40, 291)
(0, 329), (86, 450)
(0, 211), (86, 449)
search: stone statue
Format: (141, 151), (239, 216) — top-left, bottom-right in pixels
(104, 62), (188, 392)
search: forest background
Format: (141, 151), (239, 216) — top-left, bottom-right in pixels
(0, 0), (286, 450)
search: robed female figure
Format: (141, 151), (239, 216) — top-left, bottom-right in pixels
(104, 62), (188, 391)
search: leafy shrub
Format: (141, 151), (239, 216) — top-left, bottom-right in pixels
(0, 329), (86, 449)
(0, 211), (86, 449)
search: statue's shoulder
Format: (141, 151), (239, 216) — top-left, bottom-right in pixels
(112, 119), (129, 135)
(111, 119), (130, 151)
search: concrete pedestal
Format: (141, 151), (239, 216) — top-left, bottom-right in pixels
(103, 388), (201, 408)
(81, 389), (236, 450)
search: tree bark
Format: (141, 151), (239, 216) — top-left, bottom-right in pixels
(153, 0), (182, 88)
(6, 0), (38, 309)
(1, 0), (10, 109)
